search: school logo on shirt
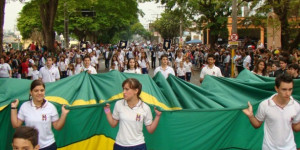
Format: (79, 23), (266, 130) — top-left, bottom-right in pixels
(213, 71), (215, 75)
(42, 114), (47, 121)
(136, 113), (141, 122)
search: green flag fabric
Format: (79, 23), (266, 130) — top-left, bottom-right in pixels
(0, 69), (299, 150)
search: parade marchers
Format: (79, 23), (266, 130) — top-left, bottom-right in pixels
(1, 41), (299, 84)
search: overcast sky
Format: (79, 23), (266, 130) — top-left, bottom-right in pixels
(3, 1), (164, 32)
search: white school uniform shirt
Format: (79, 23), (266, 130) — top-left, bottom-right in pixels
(243, 55), (251, 68)
(83, 65), (97, 74)
(0, 63), (11, 77)
(200, 65), (223, 79)
(154, 66), (175, 79)
(39, 65), (60, 83)
(112, 100), (153, 146)
(91, 56), (98, 67)
(31, 70), (39, 80)
(27, 67), (33, 77)
(67, 70), (75, 76)
(75, 63), (83, 75)
(256, 94), (300, 150)
(124, 68), (142, 74)
(58, 61), (67, 71)
(138, 59), (148, 68)
(175, 57), (182, 68)
(157, 51), (164, 59)
(177, 67), (186, 76)
(184, 62), (192, 73)
(18, 100), (59, 148)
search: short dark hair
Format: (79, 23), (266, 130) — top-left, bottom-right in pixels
(279, 57), (287, 64)
(207, 54), (215, 60)
(160, 54), (168, 60)
(13, 126), (39, 147)
(275, 74), (293, 88)
(83, 56), (91, 61)
(288, 64), (299, 71)
(46, 56), (53, 60)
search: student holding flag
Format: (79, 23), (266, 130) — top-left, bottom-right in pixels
(104, 78), (162, 150)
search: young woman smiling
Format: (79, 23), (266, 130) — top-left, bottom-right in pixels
(104, 78), (162, 150)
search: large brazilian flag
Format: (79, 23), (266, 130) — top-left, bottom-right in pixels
(0, 69), (299, 150)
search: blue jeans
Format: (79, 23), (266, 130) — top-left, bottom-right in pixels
(114, 143), (147, 150)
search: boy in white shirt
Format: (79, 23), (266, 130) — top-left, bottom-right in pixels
(177, 61), (186, 80)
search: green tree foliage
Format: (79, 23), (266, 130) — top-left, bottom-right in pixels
(17, 1), (41, 40)
(17, 0), (140, 44)
(188, 0), (231, 47)
(130, 22), (152, 41)
(247, 0), (300, 52)
(152, 10), (181, 40)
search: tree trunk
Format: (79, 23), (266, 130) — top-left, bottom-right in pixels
(39, 0), (58, 53)
(272, 0), (290, 52)
(0, 0), (5, 56)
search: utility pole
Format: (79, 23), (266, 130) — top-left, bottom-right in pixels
(232, 0), (237, 34)
(231, 0), (238, 77)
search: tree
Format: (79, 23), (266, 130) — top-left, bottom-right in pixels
(39, 0), (58, 52)
(18, 0), (140, 44)
(0, 0), (6, 55)
(17, 1), (42, 40)
(247, 0), (300, 52)
(152, 10), (181, 41)
(188, 0), (232, 47)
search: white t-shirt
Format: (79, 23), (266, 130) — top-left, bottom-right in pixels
(75, 63), (83, 75)
(243, 55), (251, 68)
(184, 62), (192, 73)
(112, 100), (153, 146)
(91, 56), (98, 67)
(58, 61), (67, 71)
(154, 66), (175, 79)
(157, 51), (165, 59)
(18, 100), (59, 148)
(138, 59), (148, 68)
(177, 67), (186, 76)
(124, 68), (142, 74)
(175, 57), (183, 68)
(199, 65), (223, 79)
(27, 67), (33, 77)
(256, 94), (300, 150)
(0, 63), (11, 78)
(83, 66), (97, 74)
(39, 66), (60, 83)
(67, 70), (75, 76)
(31, 70), (39, 80)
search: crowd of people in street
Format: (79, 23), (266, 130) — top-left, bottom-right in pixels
(2, 40), (300, 150)
(1, 41), (299, 83)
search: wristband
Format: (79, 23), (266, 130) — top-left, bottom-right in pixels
(11, 107), (17, 109)
(104, 108), (111, 114)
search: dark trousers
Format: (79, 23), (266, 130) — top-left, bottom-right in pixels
(40, 142), (57, 150)
(186, 72), (191, 81)
(151, 57), (156, 68)
(114, 143), (147, 150)
(105, 59), (110, 68)
(142, 68), (148, 74)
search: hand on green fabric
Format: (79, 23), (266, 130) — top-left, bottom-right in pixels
(154, 107), (162, 117)
(11, 99), (19, 108)
(242, 101), (254, 118)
